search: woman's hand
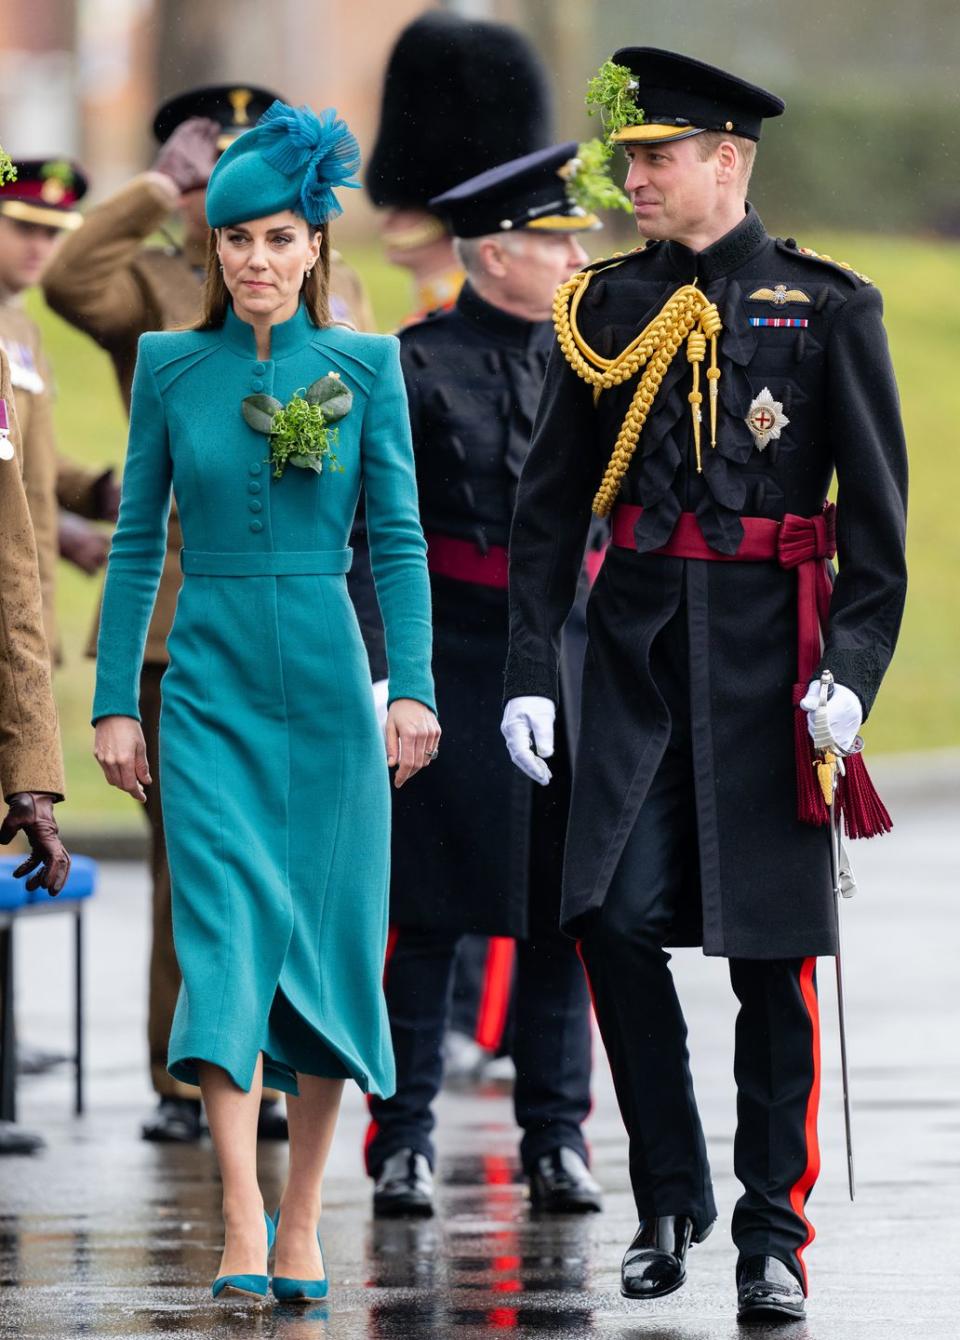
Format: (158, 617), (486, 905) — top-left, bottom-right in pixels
(94, 715), (152, 802)
(385, 698), (441, 789)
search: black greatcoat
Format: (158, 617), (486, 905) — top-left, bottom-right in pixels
(391, 283), (600, 938)
(504, 207), (908, 958)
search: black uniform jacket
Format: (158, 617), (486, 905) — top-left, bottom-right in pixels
(391, 283), (600, 938)
(504, 207), (908, 958)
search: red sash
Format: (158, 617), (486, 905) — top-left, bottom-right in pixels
(610, 502), (890, 838)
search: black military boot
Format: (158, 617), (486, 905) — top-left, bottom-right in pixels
(736, 1255), (806, 1323)
(140, 1097), (204, 1143)
(621, 1215), (714, 1299)
(528, 1148), (603, 1213)
(372, 1148), (434, 1218)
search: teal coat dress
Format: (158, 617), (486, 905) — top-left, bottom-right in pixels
(93, 302), (435, 1098)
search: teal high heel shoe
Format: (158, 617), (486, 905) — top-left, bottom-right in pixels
(211, 1209), (275, 1300)
(270, 1210), (329, 1302)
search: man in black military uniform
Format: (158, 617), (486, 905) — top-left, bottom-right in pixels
(502, 49), (907, 1322)
(366, 144), (606, 1219)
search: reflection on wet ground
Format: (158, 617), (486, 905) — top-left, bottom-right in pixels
(3, 799), (960, 1339)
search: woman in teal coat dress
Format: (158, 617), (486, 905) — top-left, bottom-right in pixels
(93, 103), (439, 1300)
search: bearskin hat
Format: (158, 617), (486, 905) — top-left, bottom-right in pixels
(366, 11), (553, 210)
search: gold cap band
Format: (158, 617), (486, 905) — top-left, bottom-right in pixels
(610, 123), (707, 145)
(524, 213), (602, 233)
(0, 199), (83, 230)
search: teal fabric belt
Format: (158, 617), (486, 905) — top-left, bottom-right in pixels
(181, 549), (353, 576)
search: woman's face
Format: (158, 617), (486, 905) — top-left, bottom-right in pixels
(216, 210), (320, 324)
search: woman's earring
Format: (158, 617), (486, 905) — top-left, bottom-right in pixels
(219, 263), (224, 272)
(305, 267), (313, 279)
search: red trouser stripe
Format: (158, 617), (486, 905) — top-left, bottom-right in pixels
(475, 938), (516, 1050)
(363, 927), (401, 1169)
(788, 956), (822, 1294)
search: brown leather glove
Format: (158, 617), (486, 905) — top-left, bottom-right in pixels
(58, 511), (110, 574)
(152, 116), (220, 194)
(0, 793), (71, 895)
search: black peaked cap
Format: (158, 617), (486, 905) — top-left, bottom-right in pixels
(367, 12), (553, 210)
(153, 84), (282, 144)
(430, 142), (598, 238)
(610, 47), (784, 144)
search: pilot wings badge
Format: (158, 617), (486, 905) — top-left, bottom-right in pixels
(748, 284), (811, 306)
(745, 387), (789, 451)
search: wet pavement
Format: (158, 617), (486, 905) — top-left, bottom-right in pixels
(2, 772), (958, 1339)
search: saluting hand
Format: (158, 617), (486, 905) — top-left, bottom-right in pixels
(152, 115), (220, 195)
(94, 716), (153, 803)
(385, 698), (441, 789)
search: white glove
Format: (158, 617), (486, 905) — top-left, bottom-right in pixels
(501, 696), (555, 786)
(799, 678), (862, 753)
(371, 678), (390, 733)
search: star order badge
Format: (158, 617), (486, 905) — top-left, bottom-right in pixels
(745, 387), (789, 450)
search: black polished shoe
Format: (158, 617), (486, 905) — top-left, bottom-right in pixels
(737, 1255), (806, 1323)
(621, 1215), (714, 1299)
(372, 1149), (435, 1218)
(256, 1097), (289, 1141)
(528, 1148), (603, 1214)
(140, 1097), (203, 1144)
(0, 1120), (45, 1155)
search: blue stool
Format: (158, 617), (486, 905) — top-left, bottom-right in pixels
(0, 854), (98, 1121)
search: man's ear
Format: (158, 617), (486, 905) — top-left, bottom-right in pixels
(715, 140), (738, 184)
(479, 236), (509, 280)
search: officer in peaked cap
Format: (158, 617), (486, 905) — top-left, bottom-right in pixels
(0, 158), (119, 665)
(365, 143), (606, 1219)
(42, 86), (375, 1147)
(501, 48), (907, 1321)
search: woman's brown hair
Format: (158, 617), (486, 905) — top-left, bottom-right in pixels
(192, 222), (332, 330)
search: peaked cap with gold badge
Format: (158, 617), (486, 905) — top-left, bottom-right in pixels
(153, 83), (282, 153)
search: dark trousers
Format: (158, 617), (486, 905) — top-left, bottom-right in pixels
(579, 730), (821, 1292)
(366, 925), (592, 1175)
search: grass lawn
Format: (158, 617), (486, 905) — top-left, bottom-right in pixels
(28, 232), (960, 828)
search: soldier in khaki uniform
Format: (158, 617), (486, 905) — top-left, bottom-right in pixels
(43, 84), (378, 1144)
(0, 159), (120, 661)
(0, 340), (72, 1155)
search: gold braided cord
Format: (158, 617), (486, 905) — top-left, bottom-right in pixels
(553, 272), (723, 515)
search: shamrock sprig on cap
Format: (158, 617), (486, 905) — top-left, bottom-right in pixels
(568, 59), (644, 216)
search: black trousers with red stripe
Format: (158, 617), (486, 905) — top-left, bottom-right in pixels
(578, 645), (820, 1291)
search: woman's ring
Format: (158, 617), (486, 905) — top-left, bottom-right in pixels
(426, 748), (440, 760)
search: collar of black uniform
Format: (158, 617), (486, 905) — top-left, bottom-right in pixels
(662, 203), (767, 283)
(456, 280), (545, 349)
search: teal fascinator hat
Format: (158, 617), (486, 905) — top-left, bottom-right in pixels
(205, 100), (361, 229)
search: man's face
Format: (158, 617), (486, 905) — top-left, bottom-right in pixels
(623, 137), (722, 242)
(494, 232), (589, 319)
(0, 215), (64, 291)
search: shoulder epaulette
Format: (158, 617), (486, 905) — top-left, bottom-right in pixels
(580, 241), (657, 279)
(776, 237), (871, 286)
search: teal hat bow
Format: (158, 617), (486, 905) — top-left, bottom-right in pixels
(206, 100), (360, 229)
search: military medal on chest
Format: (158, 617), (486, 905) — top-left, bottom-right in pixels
(745, 387), (789, 451)
(0, 398), (14, 460)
